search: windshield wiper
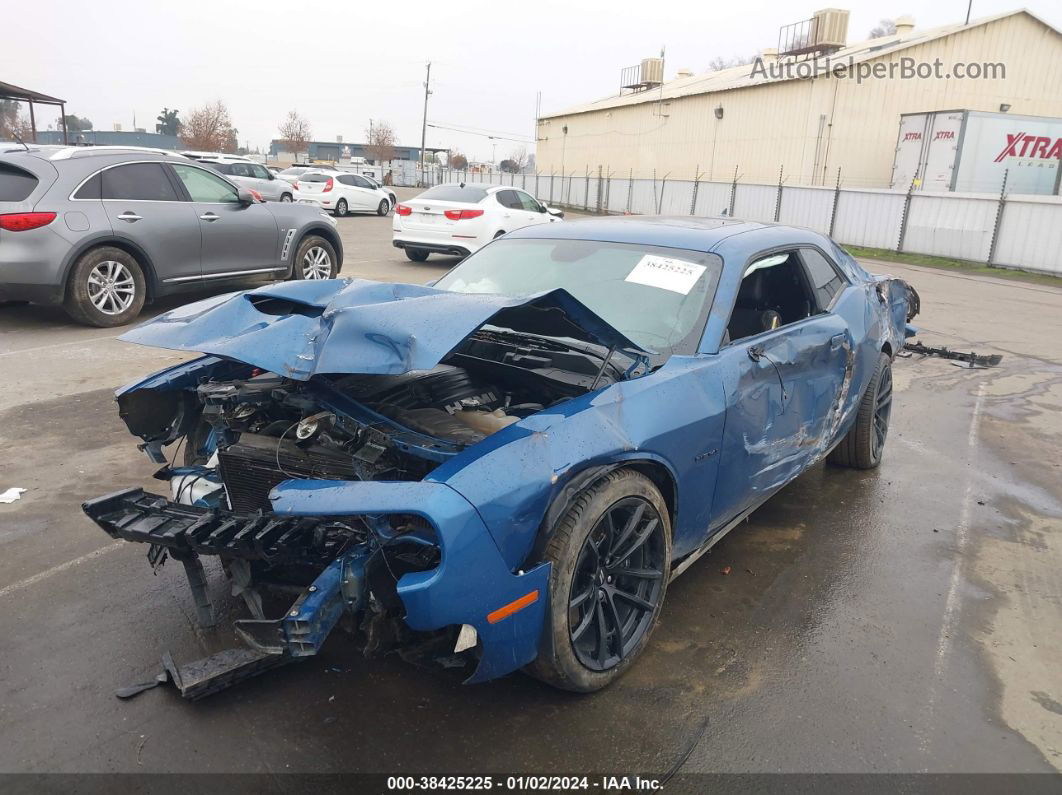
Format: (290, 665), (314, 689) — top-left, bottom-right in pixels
(473, 328), (630, 381)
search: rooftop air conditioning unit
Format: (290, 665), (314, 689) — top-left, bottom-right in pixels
(812, 8), (849, 49)
(640, 57), (664, 86)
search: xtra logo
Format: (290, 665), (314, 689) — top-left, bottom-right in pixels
(903, 131), (922, 141)
(994, 132), (1062, 162)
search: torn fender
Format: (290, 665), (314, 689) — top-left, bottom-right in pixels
(118, 279), (648, 380)
(269, 478), (550, 683)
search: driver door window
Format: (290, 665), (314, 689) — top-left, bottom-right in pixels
(171, 164), (239, 203)
(725, 251), (816, 343)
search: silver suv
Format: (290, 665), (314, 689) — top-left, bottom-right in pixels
(0, 146), (343, 327)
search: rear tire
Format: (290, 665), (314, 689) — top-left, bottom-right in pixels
(292, 235), (338, 279)
(525, 469), (671, 692)
(280, 193), (293, 203)
(63, 246), (146, 327)
(405, 248), (429, 262)
(828, 351), (893, 469)
(377, 199), (390, 216)
(334, 199), (348, 217)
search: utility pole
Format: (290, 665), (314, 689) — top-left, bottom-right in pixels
(419, 61), (432, 186)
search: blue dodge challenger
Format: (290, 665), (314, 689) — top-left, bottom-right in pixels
(85, 217), (916, 697)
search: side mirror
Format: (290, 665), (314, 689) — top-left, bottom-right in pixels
(237, 188), (255, 205)
(547, 206), (564, 218)
(266, 172), (275, 180)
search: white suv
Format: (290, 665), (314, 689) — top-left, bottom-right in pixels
(392, 183), (563, 261)
(293, 170), (392, 217)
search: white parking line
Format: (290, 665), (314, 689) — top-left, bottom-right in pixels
(0, 541), (124, 599)
(0, 334), (123, 358)
(919, 380), (986, 758)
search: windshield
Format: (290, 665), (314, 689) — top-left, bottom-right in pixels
(434, 238), (721, 355)
(280, 167), (306, 176)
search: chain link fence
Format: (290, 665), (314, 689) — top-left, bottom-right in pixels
(417, 165), (1062, 276)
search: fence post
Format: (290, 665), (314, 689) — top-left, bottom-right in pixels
(657, 172), (670, 214)
(828, 168), (842, 237)
(566, 171), (574, 205)
(596, 165), (603, 213)
(987, 168), (1009, 266)
(728, 166), (738, 217)
(773, 165), (784, 222)
(605, 169), (612, 214)
(550, 172), (555, 203)
(897, 179), (915, 252)
(626, 168), (633, 213)
(689, 164), (701, 216)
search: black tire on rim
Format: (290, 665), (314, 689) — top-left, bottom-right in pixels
(292, 235), (338, 280)
(405, 248), (429, 262)
(377, 199), (390, 216)
(63, 245), (146, 328)
(280, 193), (293, 203)
(827, 351), (893, 469)
(526, 469), (671, 692)
(334, 199), (348, 217)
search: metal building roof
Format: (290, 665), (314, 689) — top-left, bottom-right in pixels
(540, 9), (1062, 120)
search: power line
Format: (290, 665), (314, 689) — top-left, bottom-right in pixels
(426, 123), (533, 143)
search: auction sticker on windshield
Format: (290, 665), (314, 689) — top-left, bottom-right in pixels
(624, 255), (706, 295)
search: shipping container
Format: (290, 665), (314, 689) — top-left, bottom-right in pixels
(891, 109), (1062, 195)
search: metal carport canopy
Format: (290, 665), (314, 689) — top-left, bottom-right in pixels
(0, 80), (67, 144)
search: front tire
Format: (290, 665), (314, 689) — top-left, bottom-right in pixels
(63, 246), (146, 327)
(828, 351), (893, 469)
(526, 469), (671, 692)
(405, 248), (429, 262)
(292, 235), (338, 280)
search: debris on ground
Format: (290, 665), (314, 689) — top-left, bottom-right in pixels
(0, 488), (26, 504)
(902, 341), (1002, 368)
(721, 566), (732, 575)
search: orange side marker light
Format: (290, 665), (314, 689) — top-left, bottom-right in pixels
(486, 590), (540, 624)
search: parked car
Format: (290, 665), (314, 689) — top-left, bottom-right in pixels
(198, 158), (294, 202)
(82, 216), (917, 697)
(275, 165), (317, 185)
(180, 151), (253, 163)
(360, 174), (397, 208)
(293, 170), (392, 217)
(393, 182), (563, 261)
(0, 147), (343, 327)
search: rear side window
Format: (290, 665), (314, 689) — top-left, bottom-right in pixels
(496, 190), (523, 210)
(419, 185), (487, 202)
(337, 175), (357, 186)
(228, 163), (254, 177)
(800, 248), (848, 309)
(102, 163), (180, 201)
(74, 172), (102, 199)
(0, 163), (39, 201)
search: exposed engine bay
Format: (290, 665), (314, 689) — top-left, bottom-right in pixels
(185, 328), (625, 514)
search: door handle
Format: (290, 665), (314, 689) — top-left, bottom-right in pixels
(199, 213), (219, 222)
(116, 212), (142, 223)
(830, 333), (845, 350)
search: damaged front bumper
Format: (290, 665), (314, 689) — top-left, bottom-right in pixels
(83, 479), (550, 697)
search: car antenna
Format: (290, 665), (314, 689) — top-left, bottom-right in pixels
(11, 132), (29, 152)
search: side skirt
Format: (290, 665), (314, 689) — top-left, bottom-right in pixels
(668, 491), (777, 583)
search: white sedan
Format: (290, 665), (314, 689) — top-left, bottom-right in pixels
(392, 183), (563, 261)
(293, 171), (393, 217)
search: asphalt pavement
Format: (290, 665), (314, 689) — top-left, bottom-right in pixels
(1, 191), (1059, 780)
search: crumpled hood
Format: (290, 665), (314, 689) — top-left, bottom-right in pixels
(120, 279), (648, 380)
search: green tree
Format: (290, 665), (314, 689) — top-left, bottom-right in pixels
(156, 108), (181, 136)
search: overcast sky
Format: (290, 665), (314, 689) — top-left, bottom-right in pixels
(7, 0), (1060, 160)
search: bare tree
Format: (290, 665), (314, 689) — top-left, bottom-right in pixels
(180, 100), (236, 152)
(278, 110), (312, 160)
(707, 54), (757, 71)
(449, 152), (468, 170)
(507, 146), (528, 172)
(365, 120), (397, 165)
(869, 19), (897, 39)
